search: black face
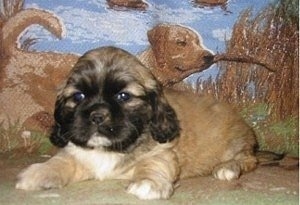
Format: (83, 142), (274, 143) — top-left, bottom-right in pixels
(50, 47), (180, 153)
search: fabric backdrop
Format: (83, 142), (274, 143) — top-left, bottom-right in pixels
(0, 0), (298, 156)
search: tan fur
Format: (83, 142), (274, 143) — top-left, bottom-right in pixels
(16, 138), (179, 199)
(16, 47), (258, 200)
(165, 89), (257, 179)
(16, 89), (257, 199)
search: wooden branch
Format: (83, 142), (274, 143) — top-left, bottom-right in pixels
(164, 53), (276, 87)
(213, 53), (276, 72)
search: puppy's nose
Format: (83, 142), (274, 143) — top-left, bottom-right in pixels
(89, 110), (109, 125)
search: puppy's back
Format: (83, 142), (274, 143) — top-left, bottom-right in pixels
(164, 89), (257, 178)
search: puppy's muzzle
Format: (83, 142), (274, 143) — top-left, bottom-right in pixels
(90, 109), (110, 126)
(89, 105), (115, 135)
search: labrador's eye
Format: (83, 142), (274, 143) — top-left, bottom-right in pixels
(176, 39), (187, 47)
(73, 92), (85, 103)
(116, 92), (131, 102)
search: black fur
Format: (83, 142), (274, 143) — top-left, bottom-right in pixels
(50, 46), (180, 152)
(50, 99), (74, 148)
(149, 91), (180, 143)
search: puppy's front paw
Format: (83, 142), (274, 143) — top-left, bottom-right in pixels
(16, 163), (63, 191)
(127, 179), (173, 200)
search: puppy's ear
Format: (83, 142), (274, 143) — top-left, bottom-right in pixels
(50, 123), (68, 147)
(149, 90), (180, 143)
(49, 98), (72, 147)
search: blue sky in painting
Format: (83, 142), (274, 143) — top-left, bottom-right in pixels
(22, 0), (273, 82)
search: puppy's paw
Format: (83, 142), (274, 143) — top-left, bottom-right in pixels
(16, 163), (63, 191)
(213, 161), (241, 181)
(127, 179), (173, 200)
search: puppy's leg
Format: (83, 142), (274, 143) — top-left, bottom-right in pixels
(213, 151), (257, 181)
(212, 160), (241, 181)
(16, 151), (91, 190)
(127, 149), (179, 200)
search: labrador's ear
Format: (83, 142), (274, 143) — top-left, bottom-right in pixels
(49, 98), (72, 147)
(147, 25), (168, 69)
(149, 90), (180, 143)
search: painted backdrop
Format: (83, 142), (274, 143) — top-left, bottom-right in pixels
(0, 0), (298, 156)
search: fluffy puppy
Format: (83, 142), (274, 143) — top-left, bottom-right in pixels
(16, 46), (257, 200)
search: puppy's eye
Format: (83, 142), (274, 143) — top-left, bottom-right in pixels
(73, 92), (85, 103)
(115, 92), (131, 102)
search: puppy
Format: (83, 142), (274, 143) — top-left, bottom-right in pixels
(16, 46), (257, 200)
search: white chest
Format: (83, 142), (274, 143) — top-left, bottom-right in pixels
(65, 143), (125, 180)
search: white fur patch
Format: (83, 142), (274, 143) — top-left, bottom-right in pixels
(214, 168), (239, 181)
(87, 134), (112, 147)
(127, 179), (163, 200)
(65, 143), (124, 180)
